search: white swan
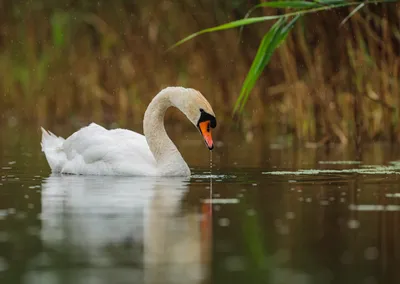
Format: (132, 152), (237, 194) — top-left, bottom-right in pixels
(35, 174), (210, 284)
(40, 86), (217, 176)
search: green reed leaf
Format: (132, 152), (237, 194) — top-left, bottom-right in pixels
(50, 11), (69, 48)
(234, 15), (301, 114)
(167, 15), (285, 51)
(168, 0), (397, 113)
(251, 1), (322, 9)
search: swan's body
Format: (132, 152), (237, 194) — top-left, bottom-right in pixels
(41, 123), (159, 176)
(41, 87), (217, 176)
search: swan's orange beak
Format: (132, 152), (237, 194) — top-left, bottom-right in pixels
(199, 121), (214, 150)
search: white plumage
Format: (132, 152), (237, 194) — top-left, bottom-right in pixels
(40, 86), (216, 176)
(41, 123), (157, 176)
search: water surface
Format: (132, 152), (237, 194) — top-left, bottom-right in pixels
(1, 123), (400, 284)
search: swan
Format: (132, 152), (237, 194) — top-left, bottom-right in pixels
(37, 174), (210, 283)
(40, 86), (217, 176)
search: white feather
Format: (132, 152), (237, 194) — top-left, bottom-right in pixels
(41, 123), (157, 176)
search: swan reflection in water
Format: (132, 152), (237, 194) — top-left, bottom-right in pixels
(27, 174), (211, 284)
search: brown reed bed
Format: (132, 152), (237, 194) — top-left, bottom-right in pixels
(0, 1), (399, 146)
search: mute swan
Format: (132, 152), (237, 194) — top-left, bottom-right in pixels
(40, 86), (217, 176)
(38, 175), (209, 283)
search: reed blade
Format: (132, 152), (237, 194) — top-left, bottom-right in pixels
(234, 15), (301, 114)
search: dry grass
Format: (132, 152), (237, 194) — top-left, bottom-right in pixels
(0, 1), (399, 145)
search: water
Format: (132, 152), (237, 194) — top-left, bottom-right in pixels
(1, 124), (400, 284)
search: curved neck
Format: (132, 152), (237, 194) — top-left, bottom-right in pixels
(143, 89), (189, 175)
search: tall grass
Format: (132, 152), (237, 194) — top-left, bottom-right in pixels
(0, 0), (399, 145)
(171, 0), (400, 145)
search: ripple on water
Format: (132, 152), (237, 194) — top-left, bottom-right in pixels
(0, 257), (8, 272)
(224, 256), (246, 272)
(347, 219), (360, 229)
(364, 247), (379, 260)
(202, 198), (239, 204)
(320, 200), (330, 206)
(0, 210), (7, 220)
(285, 212), (295, 220)
(191, 174), (233, 179)
(263, 161), (400, 176)
(386, 193), (400, 198)
(7, 208), (16, 215)
(218, 218), (230, 227)
(318, 160), (362, 165)
(349, 204), (400, 211)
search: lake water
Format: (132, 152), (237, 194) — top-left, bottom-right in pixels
(1, 123), (400, 284)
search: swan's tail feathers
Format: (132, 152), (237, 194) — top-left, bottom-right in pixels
(41, 127), (64, 150)
(40, 127), (66, 172)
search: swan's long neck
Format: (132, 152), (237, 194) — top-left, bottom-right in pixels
(143, 89), (190, 175)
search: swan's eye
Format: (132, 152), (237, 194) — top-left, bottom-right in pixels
(200, 108), (204, 113)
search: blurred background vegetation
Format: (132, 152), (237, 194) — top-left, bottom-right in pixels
(0, 0), (399, 145)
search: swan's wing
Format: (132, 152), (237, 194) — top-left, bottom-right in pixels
(60, 123), (157, 175)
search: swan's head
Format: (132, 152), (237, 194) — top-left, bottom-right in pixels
(168, 87), (217, 150)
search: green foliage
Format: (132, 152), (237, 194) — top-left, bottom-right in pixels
(234, 16), (300, 113)
(166, 15), (285, 51)
(50, 11), (71, 48)
(170, 0), (399, 115)
(1, 0), (399, 144)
